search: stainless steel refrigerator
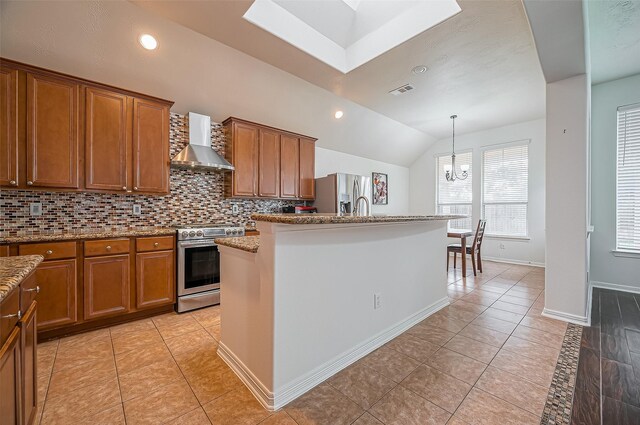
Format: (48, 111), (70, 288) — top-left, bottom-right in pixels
(314, 173), (372, 214)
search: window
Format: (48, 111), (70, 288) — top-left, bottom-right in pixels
(437, 151), (472, 231)
(617, 103), (640, 252)
(482, 143), (528, 237)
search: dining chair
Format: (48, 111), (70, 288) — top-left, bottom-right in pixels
(447, 219), (487, 276)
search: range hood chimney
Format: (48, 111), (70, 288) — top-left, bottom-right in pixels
(171, 112), (234, 171)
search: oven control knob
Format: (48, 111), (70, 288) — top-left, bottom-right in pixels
(196, 230), (203, 237)
(181, 231), (188, 238)
(234, 229), (240, 235)
(189, 231), (196, 237)
(225, 229), (232, 235)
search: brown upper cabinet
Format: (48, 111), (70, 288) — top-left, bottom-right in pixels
(223, 117), (316, 200)
(258, 128), (280, 198)
(280, 134), (299, 198)
(0, 66), (18, 187)
(27, 72), (80, 189)
(0, 58), (173, 195)
(85, 87), (129, 191)
(299, 137), (316, 200)
(132, 98), (170, 194)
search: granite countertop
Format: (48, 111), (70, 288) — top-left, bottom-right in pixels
(251, 214), (466, 225)
(214, 236), (260, 253)
(0, 255), (44, 302)
(0, 227), (176, 244)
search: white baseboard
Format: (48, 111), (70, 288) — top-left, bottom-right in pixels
(217, 296), (450, 411)
(542, 307), (590, 326)
(482, 256), (545, 268)
(590, 280), (640, 295)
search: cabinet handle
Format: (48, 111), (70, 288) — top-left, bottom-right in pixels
(27, 181), (33, 185)
(122, 186), (127, 190)
(133, 187), (138, 191)
(154, 242), (159, 247)
(106, 245), (112, 250)
(9, 180), (16, 185)
(23, 286), (40, 294)
(45, 250), (53, 255)
(1, 310), (21, 320)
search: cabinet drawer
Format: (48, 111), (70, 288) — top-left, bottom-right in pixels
(0, 288), (20, 346)
(19, 241), (76, 260)
(84, 239), (130, 257)
(20, 271), (39, 312)
(136, 236), (174, 252)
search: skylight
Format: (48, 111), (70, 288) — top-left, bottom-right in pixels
(243, 0), (461, 74)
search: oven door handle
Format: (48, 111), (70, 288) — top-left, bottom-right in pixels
(179, 241), (218, 248)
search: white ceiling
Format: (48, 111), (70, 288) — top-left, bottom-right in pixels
(132, 0), (546, 140)
(587, 0), (640, 84)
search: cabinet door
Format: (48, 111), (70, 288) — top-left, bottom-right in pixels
(132, 98), (169, 194)
(136, 250), (175, 310)
(84, 255), (130, 320)
(0, 327), (21, 425)
(280, 135), (299, 199)
(26, 72), (79, 188)
(0, 67), (18, 187)
(232, 122), (259, 197)
(299, 137), (316, 199)
(19, 304), (37, 425)
(258, 129), (280, 197)
(85, 87), (129, 191)
(35, 259), (77, 331)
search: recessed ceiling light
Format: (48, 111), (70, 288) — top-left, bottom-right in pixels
(334, 110), (344, 119)
(412, 65), (428, 74)
(139, 34), (158, 50)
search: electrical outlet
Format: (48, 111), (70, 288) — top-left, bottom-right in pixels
(374, 293), (382, 310)
(499, 243), (505, 250)
(29, 203), (42, 216)
(232, 204), (239, 214)
(133, 204), (141, 215)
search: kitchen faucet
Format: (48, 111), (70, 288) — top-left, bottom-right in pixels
(353, 196), (370, 216)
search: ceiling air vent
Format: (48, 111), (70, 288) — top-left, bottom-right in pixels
(389, 84), (415, 96)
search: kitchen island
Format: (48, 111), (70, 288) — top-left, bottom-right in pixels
(215, 214), (461, 410)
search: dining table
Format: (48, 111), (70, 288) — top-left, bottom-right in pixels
(447, 230), (474, 278)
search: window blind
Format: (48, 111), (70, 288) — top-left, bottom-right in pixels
(617, 103), (640, 252)
(482, 144), (528, 237)
(437, 151), (472, 231)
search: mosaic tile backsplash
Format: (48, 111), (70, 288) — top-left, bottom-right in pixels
(0, 113), (298, 236)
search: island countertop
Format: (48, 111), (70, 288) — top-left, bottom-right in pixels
(215, 236), (260, 253)
(0, 255), (44, 302)
(250, 213), (465, 225)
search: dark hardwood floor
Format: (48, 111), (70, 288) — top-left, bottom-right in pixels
(571, 288), (640, 425)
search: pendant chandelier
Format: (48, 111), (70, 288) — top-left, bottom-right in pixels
(444, 114), (469, 182)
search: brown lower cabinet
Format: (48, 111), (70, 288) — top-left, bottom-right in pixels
(84, 254), (130, 320)
(12, 235), (176, 339)
(0, 327), (21, 424)
(0, 270), (38, 425)
(136, 250), (175, 309)
(19, 304), (37, 425)
(34, 259), (77, 330)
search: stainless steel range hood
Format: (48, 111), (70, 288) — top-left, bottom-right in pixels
(171, 112), (234, 171)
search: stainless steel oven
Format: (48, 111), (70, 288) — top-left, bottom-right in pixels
(176, 224), (244, 313)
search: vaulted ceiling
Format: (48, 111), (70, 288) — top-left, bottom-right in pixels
(132, 0), (546, 140)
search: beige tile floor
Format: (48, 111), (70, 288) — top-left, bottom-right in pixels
(36, 260), (565, 425)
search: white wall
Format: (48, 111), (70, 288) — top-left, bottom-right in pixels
(315, 147), (410, 215)
(0, 0), (433, 167)
(590, 73), (640, 291)
(545, 74), (590, 323)
(409, 119), (546, 266)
